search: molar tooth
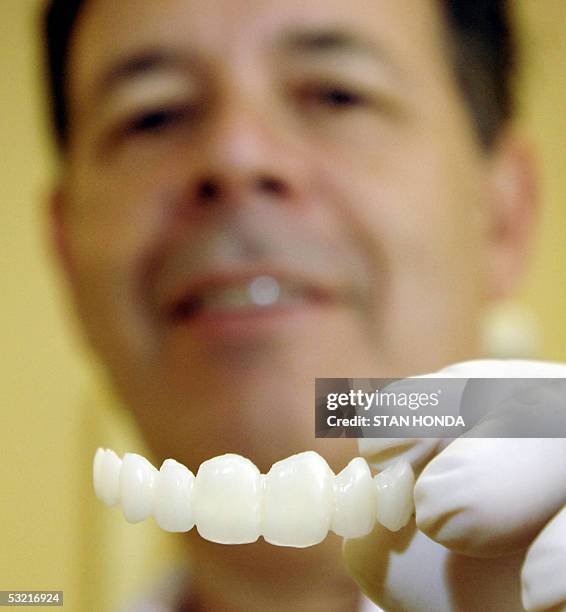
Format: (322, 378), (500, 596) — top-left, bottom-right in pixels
(262, 451), (334, 547)
(374, 460), (415, 531)
(154, 459), (195, 533)
(120, 453), (158, 523)
(93, 448), (122, 507)
(193, 454), (261, 544)
(332, 457), (376, 538)
(93, 448), (105, 502)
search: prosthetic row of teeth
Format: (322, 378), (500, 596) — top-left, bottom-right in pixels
(93, 449), (414, 547)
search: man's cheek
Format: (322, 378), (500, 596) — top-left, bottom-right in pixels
(64, 225), (134, 340)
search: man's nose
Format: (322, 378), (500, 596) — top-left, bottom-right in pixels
(187, 99), (302, 208)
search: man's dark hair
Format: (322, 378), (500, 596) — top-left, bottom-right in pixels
(43, 0), (516, 151)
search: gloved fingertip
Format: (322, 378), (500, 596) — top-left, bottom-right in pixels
(342, 520), (417, 610)
(521, 506), (566, 612)
(358, 437), (441, 472)
(413, 440), (509, 557)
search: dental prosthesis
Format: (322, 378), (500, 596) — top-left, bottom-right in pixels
(93, 449), (415, 547)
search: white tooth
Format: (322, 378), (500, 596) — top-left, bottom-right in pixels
(98, 449), (415, 544)
(94, 448), (122, 507)
(93, 448), (105, 502)
(262, 451), (334, 547)
(120, 453), (158, 523)
(154, 459), (195, 533)
(200, 277), (304, 312)
(249, 276), (280, 306)
(374, 460), (415, 531)
(331, 457), (376, 538)
(193, 454), (261, 544)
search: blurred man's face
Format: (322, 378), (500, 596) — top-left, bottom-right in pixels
(58, 0), (497, 469)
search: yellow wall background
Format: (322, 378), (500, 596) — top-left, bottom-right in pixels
(0, 1), (565, 610)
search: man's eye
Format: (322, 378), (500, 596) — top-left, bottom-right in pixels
(320, 88), (364, 107)
(126, 107), (189, 134)
(304, 86), (368, 110)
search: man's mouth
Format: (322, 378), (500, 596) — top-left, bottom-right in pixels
(166, 274), (331, 325)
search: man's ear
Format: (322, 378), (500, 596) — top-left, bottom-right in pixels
(485, 129), (539, 300)
(49, 186), (76, 282)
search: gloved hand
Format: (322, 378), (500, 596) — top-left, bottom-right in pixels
(343, 360), (566, 612)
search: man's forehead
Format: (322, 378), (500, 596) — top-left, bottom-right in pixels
(64, 0), (458, 136)
(70, 0), (445, 84)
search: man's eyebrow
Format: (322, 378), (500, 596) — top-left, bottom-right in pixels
(93, 49), (193, 102)
(93, 30), (402, 102)
(278, 27), (403, 75)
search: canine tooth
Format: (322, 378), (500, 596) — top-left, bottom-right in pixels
(154, 459), (195, 532)
(262, 451), (334, 547)
(94, 448), (122, 507)
(332, 457), (376, 538)
(120, 453), (158, 523)
(374, 460), (415, 531)
(193, 454), (261, 544)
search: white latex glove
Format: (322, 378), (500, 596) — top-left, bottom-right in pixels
(343, 360), (566, 612)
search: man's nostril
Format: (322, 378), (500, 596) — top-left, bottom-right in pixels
(258, 176), (287, 196)
(196, 175), (287, 203)
(198, 179), (221, 201)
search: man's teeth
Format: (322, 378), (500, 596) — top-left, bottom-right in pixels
(93, 449), (415, 547)
(195, 276), (304, 313)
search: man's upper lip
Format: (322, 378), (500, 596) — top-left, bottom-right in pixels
(158, 267), (335, 320)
